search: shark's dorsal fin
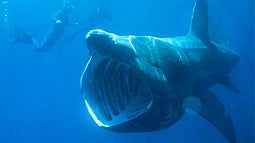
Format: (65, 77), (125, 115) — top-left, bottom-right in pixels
(189, 0), (209, 41)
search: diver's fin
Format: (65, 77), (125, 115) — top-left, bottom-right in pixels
(11, 27), (35, 46)
(189, 0), (209, 41)
(217, 75), (242, 94)
(191, 89), (237, 143)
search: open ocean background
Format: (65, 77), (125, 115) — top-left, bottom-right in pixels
(0, 0), (254, 143)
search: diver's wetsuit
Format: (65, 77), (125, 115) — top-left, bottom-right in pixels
(64, 0), (112, 45)
(10, 6), (72, 52)
(36, 8), (69, 52)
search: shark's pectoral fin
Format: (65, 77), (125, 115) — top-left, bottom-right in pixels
(190, 89), (237, 143)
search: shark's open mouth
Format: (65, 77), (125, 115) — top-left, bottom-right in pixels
(81, 56), (153, 127)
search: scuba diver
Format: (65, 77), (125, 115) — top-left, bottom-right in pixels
(64, 0), (113, 45)
(10, 0), (77, 52)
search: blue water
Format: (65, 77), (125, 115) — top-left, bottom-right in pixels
(0, 0), (254, 143)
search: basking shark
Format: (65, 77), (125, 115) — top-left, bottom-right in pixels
(80, 0), (239, 142)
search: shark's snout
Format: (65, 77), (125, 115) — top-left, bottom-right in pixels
(86, 29), (136, 62)
(86, 29), (117, 56)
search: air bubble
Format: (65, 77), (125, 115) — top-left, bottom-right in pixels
(2, 0), (8, 24)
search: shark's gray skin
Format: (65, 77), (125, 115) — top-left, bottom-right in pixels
(80, 0), (239, 143)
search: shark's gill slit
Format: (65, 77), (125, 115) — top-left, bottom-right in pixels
(116, 64), (125, 110)
(96, 74), (112, 121)
(91, 58), (152, 122)
(93, 59), (112, 121)
(113, 64), (125, 111)
(133, 74), (141, 97)
(119, 65), (130, 106)
(103, 76), (119, 116)
(122, 71), (130, 105)
(104, 60), (120, 116)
